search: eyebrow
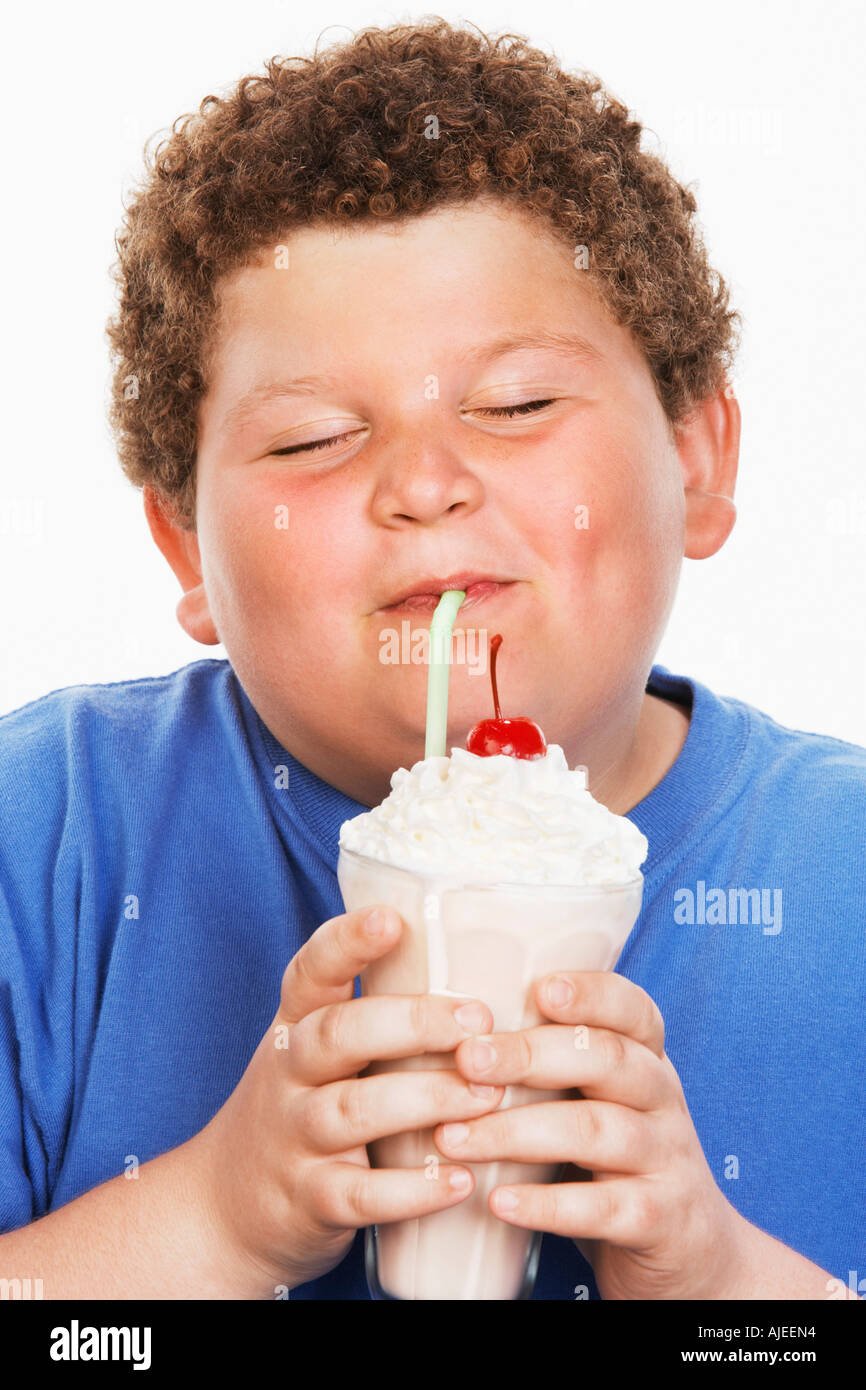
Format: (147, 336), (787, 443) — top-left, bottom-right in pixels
(220, 328), (604, 435)
(459, 328), (605, 367)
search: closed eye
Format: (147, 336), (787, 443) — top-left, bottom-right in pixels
(271, 430), (360, 456)
(473, 399), (556, 417)
(270, 399), (556, 456)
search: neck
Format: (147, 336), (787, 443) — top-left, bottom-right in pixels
(270, 683), (690, 815)
(562, 688), (691, 815)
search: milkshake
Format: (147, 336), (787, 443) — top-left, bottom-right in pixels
(338, 742), (647, 1300)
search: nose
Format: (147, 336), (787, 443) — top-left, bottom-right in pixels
(369, 425), (486, 528)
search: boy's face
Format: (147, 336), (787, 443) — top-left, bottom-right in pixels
(154, 197), (734, 803)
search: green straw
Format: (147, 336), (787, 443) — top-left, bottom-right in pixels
(424, 590), (466, 758)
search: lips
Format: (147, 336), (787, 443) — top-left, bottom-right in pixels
(379, 573), (517, 612)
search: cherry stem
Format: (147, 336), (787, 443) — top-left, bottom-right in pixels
(489, 634), (503, 720)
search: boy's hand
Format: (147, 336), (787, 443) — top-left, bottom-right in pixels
(192, 906), (501, 1294)
(435, 970), (745, 1300)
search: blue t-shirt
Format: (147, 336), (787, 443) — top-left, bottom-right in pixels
(1, 659), (864, 1299)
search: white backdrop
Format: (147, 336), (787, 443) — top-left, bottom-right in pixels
(2, 0), (864, 743)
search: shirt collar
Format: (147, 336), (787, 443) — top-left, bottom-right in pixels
(629, 664), (750, 884)
(233, 663), (750, 880)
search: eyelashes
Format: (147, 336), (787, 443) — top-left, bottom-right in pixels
(272, 430), (357, 456)
(270, 399), (556, 457)
(475, 399), (555, 418)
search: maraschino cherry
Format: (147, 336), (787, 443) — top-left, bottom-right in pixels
(466, 634), (547, 759)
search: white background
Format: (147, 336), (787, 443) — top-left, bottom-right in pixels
(2, 0), (864, 742)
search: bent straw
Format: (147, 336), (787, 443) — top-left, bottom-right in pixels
(424, 590), (466, 758)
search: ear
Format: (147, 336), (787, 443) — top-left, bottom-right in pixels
(675, 384), (741, 560)
(142, 486), (220, 645)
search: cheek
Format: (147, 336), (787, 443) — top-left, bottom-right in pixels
(194, 471), (294, 639)
(602, 452), (685, 638)
(595, 410), (681, 534)
(520, 430), (683, 608)
(212, 470), (370, 623)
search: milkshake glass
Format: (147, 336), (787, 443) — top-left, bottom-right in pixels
(337, 844), (644, 1301)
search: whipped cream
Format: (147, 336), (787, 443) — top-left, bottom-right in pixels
(339, 745), (648, 886)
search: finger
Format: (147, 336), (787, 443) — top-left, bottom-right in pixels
(486, 1174), (666, 1249)
(304, 1160), (476, 1230)
(534, 972), (665, 1058)
(279, 907), (403, 1025)
(454, 1023), (669, 1110)
(299, 1069), (506, 1152)
(289, 993), (495, 1084)
(435, 1098), (662, 1172)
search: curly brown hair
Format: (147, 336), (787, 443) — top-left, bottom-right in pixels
(105, 16), (742, 532)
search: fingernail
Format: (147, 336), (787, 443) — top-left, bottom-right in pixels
(545, 976), (574, 1007)
(494, 1188), (519, 1212)
(365, 909), (388, 936)
(441, 1122), (470, 1147)
(469, 1039), (497, 1071)
(454, 1003), (488, 1033)
(449, 1168), (471, 1191)
(468, 1083), (497, 1099)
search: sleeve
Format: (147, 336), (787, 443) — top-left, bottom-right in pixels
(0, 692), (78, 1235)
(0, 885), (42, 1232)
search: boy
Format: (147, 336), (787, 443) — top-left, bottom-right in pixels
(1, 19), (863, 1300)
